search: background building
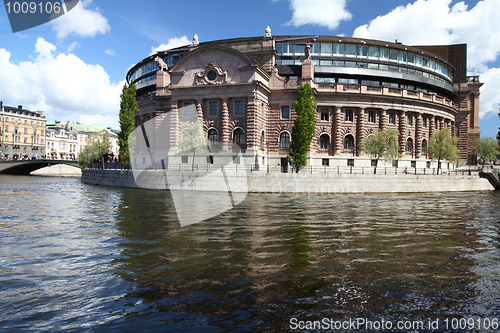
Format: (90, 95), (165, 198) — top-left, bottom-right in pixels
(0, 102), (46, 159)
(126, 31), (481, 169)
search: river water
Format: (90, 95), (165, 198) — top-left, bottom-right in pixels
(0, 175), (499, 332)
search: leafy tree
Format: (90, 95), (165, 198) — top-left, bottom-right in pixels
(497, 110), (500, 147)
(78, 132), (112, 169)
(361, 128), (401, 165)
(119, 83), (138, 168)
(178, 121), (209, 169)
(287, 83), (317, 173)
(428, 127), (459, 173)
(474, 137), (499, 166)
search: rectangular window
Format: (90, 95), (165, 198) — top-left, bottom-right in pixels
(423, 116), (427, 128)
(407, 114), (413, 126)
(184, 102), (194, 116)
(407, 53), (415, 65)
(4, 125), (8, 132)
(320, 43), (332, 57)
(322, 159), (329, 166)
(333, 44), (344, 56)
(368, 46), (379, 59)
(398, 51), (407, 63)
(347, 159), (354, 167)
(345, 44), (356, 57)
(357, 45), (368, 58)
(368, 110), (376, 123)
(261, 103), (265, 117)
(320, 108), (329, 121)
(281, 106), (290, 119)
(345, 109), (353, 122)
(209, 101), (218, 116)
(235, 100), (244, 115)
(389, 49), (398, 61)
(389, 112), (396, 124)
(181, 155), (188, 164)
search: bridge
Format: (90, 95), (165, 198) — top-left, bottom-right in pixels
(0, 160), (80, 175)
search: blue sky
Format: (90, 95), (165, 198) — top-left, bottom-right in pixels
(0, 0), (498, 138)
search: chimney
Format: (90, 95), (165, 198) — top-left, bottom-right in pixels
(18, 105), (22, 109)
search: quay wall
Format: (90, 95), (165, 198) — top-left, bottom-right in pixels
(81, 169), (494, 193)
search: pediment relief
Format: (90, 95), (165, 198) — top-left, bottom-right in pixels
(195, 63), (228, 85)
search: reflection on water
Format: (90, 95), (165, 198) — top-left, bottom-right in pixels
(0, 175), (499, 331)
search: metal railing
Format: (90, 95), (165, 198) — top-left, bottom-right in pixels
(87, 162), (482, 177)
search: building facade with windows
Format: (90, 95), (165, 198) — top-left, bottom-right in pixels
(126, 29), (481, 169)
(0, 102), (46, 160)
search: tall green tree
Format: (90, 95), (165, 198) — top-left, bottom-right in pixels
(119, 83), (138, 168)
(474, 137), (499, 166)
(361, 128), (401, 165)
(287, 83), (317, 173)
(428, 127), (459, 173)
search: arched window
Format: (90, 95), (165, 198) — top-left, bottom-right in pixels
(422, 139), (428, 156)
(208, 128), (218, 144)
(319, 134), (330, 151)
(233, 128), (245, 146)
(343, 134), (354, 152)
(406, 137), (414, 154)
(279, 132), (290, 148)
(260, 131), (265, 150)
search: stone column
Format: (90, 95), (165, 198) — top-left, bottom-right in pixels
(415, 113), (423, 158)
(380, 109), (388, 131)
(429, 115), (435, 137)
(196, 99), (203, 122)
(399, 111), (407, 154)
(246, 97), (257, 152)
(221, 98), (230, 151)
(169, 100), (179, 152)
(333, 106), (343, 155)
(356, 108), (366, 156)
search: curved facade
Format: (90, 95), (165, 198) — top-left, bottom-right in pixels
(127, 31), (481, 169)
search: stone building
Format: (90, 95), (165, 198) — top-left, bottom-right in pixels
(0, 102), (46, 159)
(126, 29), (481, 170)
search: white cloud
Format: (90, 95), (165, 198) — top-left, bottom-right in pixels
(285, 0), (352, 29)
(352, 0), (500, 119)
(51, 0), (110, 39)
(0, 38), (124, 128)
(479, 67), (500, 119)
(105, 49), (116, 56)
(150, 36), (190, 55)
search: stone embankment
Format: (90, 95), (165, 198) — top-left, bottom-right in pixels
(81, 169), (494, 193)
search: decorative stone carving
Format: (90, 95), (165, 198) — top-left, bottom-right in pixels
(264, 26), (271, 38)
(154, 56), (168, 71)
(195, 63), (228, 85)
(305, 43), (311, 60)
(192, 34), (199, 46)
